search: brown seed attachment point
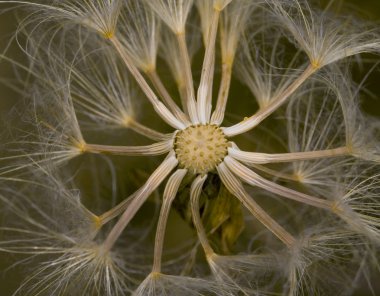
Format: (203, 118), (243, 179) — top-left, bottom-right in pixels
(174, 124), (228, 174)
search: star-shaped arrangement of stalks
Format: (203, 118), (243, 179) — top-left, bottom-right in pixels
(0, 0), (380, 295)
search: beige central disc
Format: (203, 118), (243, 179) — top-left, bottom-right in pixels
(174, 124), (228, 174)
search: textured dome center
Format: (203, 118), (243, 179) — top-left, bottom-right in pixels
(174, 124), (228, 174)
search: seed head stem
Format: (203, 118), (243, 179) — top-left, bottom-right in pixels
(146, 69), (190, 124)
(211, 62), (233, 125)
(197, 9), (221, 124)
(110, 36), (186, 129)
(190, 174), (214, 256)
(152, 169), (187, 273)
(101, 153), (178, 253)
(176, 32), (199, 123)
(223, 64), (317, 137)
(217, 162), (296, 248)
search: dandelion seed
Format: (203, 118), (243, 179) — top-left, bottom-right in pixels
(268, 0), (380, 68)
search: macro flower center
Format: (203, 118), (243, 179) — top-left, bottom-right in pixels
(174, 124), (228, 174)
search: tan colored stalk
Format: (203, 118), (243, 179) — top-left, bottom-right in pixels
(217, 162), (295, 247)
(109, 36), (185, 129)
(248, 164), (301, 182)
(146, 69), (190, 124)
(177, 82), (189, 114)
(211, 62), (232, 124)
(223, 64), (317, 137)
(98, 193), (136, 226)
(197, 9), (221, 123)
(152, 169), (187, 273)
(176, 32), (198, 123)
(101, 153), (178, 253)
(224, 156), (333, 210)
(178, 81), (189, 115)
(84, 140), (173, 156)
(127, 118), (173, 141)
(228, 146), (350, 164)
(190, 175), (215, 256)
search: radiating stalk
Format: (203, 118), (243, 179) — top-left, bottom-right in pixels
(152, 169), (187, 273)
(178, 81), (189, 115)
(217, 162), (295, 247)
(146, 69), (190, 124)
(190, 174), (214, 256)
(127, 119), (173, 141)
(84, 140), (173, 156)
(176, 32), (199, 123)
(224, 156), (333, 210)
(197, 9), (220, 123)
(101, 153), (178, 253)
(211, 62), (232, 124)
(223, 64), (316, 137)
(98, 193), (136, 226)
(109, 36), (186, 130)
(247, 164), (301, 182)
(228, 146), (350, 164)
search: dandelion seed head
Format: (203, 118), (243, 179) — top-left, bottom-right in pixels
(1, 0), (380, 294)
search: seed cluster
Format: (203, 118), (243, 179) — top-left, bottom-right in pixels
(174, 124), (228, 174)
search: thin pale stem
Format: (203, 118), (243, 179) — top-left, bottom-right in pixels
(228, 146), (350, 164)
(178, 82), (189, 114)
(152, 169), (187, 273)
(109, 36), (185, 130)
(197, 9), (220, 123)
(127, 119), (173, 141)
(206, 53), (215, 123)
(217, 162), (296, 247)
(223, 64), (316, 137)
(248, 164), (300, 182)
(227, 142), (300, 181)
(211, 62), (232, 124)
(99, 193), (136, 226)
(224, 156), (333, 210)
(146, 69), (190, 124)
(101, 153), (178, 253)
(84, 140), (173, 156)
(190, 174), (214, 256)
(176, 32), (198, 123)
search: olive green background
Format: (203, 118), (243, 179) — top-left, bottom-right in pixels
(0, 1), (379, 295)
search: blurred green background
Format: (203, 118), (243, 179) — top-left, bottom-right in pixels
(0, 1), (379, 295)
